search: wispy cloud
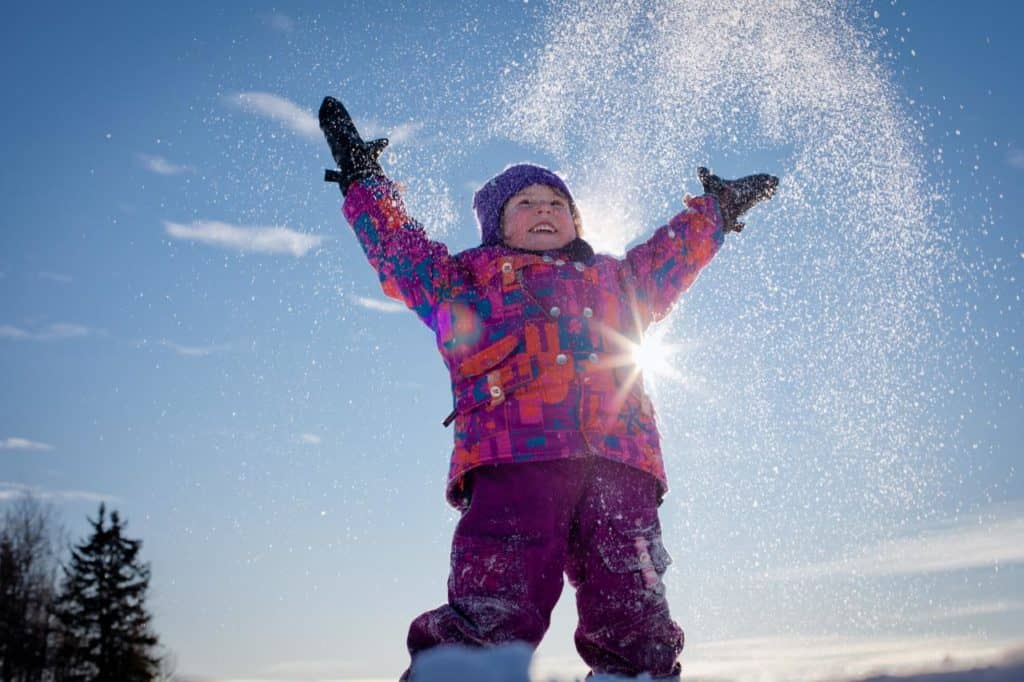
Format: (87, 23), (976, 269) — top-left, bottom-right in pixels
(159, 339), (228, 357)
(351, 295), (406, 313)
(1008, 149), (1024, 169)
(174, 660), (370, 682)
(0, 326), (31, 339)
(0, 481), (114, 504)
(260, 658), (358, 677)
(138, 153), (195, 176)
(0, 323), (95, 341)
(299, 433), (321, 445)
(38, 271), (72, 284)
(228, 92), (319, 139)
(362, 120), (423, 146)
(913, 600), (1024, 622)
(675, 634), (1021, 682)
(387, 122), (422, 146)
(262, 12), (295, 33)
(228, 91), (420, 147)
(769, 511), (1024, 580)
(0, 438), (53, 452)
(163, 220), (326, 257)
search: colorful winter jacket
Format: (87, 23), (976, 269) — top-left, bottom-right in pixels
(342, 176), (724, 508)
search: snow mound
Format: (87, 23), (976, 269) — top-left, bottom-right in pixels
(412, 642), (531, 682)
(412, 642), (663, 681)
(408, 643), (1024, 682)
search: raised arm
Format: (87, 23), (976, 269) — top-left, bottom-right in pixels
(623, 167), (778, 326)
(320, 96), (455, 327)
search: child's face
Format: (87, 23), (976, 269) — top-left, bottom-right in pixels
(501, 184), (576, 251)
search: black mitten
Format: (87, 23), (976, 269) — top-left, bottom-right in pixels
(319, 96), (388, 195)
(697, 166), (779, 233)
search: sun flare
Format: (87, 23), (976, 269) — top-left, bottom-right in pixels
(629, 326), (684, 385)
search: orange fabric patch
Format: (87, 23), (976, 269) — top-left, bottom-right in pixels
(458, 335), (518, 378)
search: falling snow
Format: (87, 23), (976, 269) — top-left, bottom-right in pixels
(179, 0), (1020, 670)
(480, 0), (984, 631)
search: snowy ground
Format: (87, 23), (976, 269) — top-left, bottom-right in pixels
(401, 642), (1024, 682)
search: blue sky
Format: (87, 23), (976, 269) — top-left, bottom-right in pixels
(1, 2), (1022, 681)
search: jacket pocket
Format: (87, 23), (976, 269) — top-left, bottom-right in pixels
(453, 335), (537, 415)
(456, 334), (518, 379)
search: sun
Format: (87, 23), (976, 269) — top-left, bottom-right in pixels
(594, 320), (688, 414)
(610, 323), (684, 387)
(629, 325), (684, 384)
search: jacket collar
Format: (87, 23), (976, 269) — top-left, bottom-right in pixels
(496, 237), (596, 264)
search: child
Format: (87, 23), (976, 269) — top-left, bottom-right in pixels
(319, 96), (777, 680)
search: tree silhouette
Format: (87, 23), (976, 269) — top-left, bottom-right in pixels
(54, 504), (159, 682)
(0, 495), (62, 682)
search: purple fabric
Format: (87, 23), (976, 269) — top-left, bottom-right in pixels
(405, 458), (684, 679)
(343, 177), (725, 509)
(472, 163), (577, 246)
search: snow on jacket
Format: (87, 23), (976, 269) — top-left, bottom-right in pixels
(342, 176), (724, 508)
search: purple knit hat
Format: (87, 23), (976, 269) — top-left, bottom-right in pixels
(473, 163), (577, 246)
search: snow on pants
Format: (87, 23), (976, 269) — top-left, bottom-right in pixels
(405, 457), (684, 679)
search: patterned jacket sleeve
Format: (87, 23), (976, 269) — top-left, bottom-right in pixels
(342, 176), (456, 328)
(622, 195), (725, 327)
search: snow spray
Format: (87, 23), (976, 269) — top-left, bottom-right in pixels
(488, 0), (966, 635)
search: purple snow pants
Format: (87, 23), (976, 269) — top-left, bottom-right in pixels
(405, 457), (684, 680)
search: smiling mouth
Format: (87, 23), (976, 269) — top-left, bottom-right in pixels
(529, 223), (557, 233)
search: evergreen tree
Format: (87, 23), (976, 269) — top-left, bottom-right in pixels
(54, 504), (159, 682)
